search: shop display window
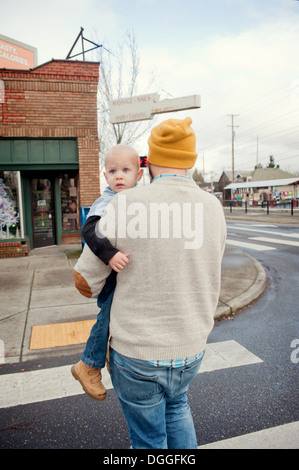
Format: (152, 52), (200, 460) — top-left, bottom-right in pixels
(60, 173), (80, 231)
(0, 171), (22, 239)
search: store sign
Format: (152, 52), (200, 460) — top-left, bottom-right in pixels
(109, 94), (201, 124)
(0, 34), (37, 70)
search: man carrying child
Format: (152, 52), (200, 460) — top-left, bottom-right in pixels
(73, 117), (226, 449)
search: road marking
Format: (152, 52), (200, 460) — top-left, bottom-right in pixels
(231, 224), (278, 228)
(250, 237), (299, 247)
(198, 420), (299, 449)
(0, 340), (262, 409)
(227, 226), (299, 239)
(226, 239), (276, 251)
(247, 224), (278, 228)
(200, 340), (263, 373)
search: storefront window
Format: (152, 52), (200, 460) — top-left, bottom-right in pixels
(0, 171), (22, 239)
(60, 173), (80, 231)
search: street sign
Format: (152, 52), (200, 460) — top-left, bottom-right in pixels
(109, 93), (159, 124)
(109, 94), (201, 124)
(152, 95), (201, 116)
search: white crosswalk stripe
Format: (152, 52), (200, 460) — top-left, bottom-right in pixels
(226, 222), (299, 251)
(250, 236), (299, 247)
(227, 225), (299, 239)
(226, 239), (276, 251)
(0, 340), (262, 409)
(198, 421), (299, 449)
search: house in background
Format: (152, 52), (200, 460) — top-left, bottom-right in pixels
(215, 170), (252, 200)
(223, 166), (299, 205)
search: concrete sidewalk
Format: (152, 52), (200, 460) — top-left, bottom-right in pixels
(0, 243), (266, 364)
(224, 206), (299, 225)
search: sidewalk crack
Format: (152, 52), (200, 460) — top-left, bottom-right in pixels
(19, 269), (35, 363)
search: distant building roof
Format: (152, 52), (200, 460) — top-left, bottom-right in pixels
(224, 177), (299, 190)
(251, 167), (295, 182)
(219, 170), (252, 182)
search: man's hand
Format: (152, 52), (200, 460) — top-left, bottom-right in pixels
(108, 251), (130, 273)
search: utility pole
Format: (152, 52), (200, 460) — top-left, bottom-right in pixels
(227, 114), (239, 184)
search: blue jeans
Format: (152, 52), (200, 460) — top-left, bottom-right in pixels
(110, 348), (205, 449)
(81, 271), (116, 369)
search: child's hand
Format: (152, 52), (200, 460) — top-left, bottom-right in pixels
(108, 251), (130, 273)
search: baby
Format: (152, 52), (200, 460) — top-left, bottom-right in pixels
(71, 144), (143, 401)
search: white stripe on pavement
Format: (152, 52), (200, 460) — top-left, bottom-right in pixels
(225, 239), (276, 251)
(227, 225), (299, 239)
(198, 420), (299, 449)
(236, 224), (278, 228)
(250, 237), (299, 248)
(0, 340), (262, 409)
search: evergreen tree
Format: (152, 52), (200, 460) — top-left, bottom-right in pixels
(267, 155), (275, 168)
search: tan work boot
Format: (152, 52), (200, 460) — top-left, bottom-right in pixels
(71, 361), (107, 401)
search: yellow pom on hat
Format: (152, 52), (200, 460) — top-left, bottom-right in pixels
(147, 117), (198, 169)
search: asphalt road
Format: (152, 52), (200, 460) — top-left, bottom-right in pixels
(0, 219), (298, 449)
(196, 220), (299, 444)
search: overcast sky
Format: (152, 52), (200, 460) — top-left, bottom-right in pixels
(1, 0), (299, 177)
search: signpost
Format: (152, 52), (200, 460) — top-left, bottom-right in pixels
(109, 93), (201, 124)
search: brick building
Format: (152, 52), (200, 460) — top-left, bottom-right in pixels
(0, 59), (100, 255)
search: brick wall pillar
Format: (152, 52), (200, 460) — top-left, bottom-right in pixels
(78, 136), (100, 207)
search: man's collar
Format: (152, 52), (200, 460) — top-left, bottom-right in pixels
(152, 173), (191, 182)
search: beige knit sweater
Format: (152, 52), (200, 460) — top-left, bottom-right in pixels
(74, 176), (226, 361)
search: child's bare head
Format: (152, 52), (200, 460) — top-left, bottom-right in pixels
(104, 144), (143, 192)
(105, 144), (140, 170)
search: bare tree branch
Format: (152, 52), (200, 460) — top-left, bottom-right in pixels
(95, 30), (157, 170)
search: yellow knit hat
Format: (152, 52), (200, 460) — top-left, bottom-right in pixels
(147, 117), (198, 169)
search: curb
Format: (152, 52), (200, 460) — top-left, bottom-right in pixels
(215, 255), (267, 320)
